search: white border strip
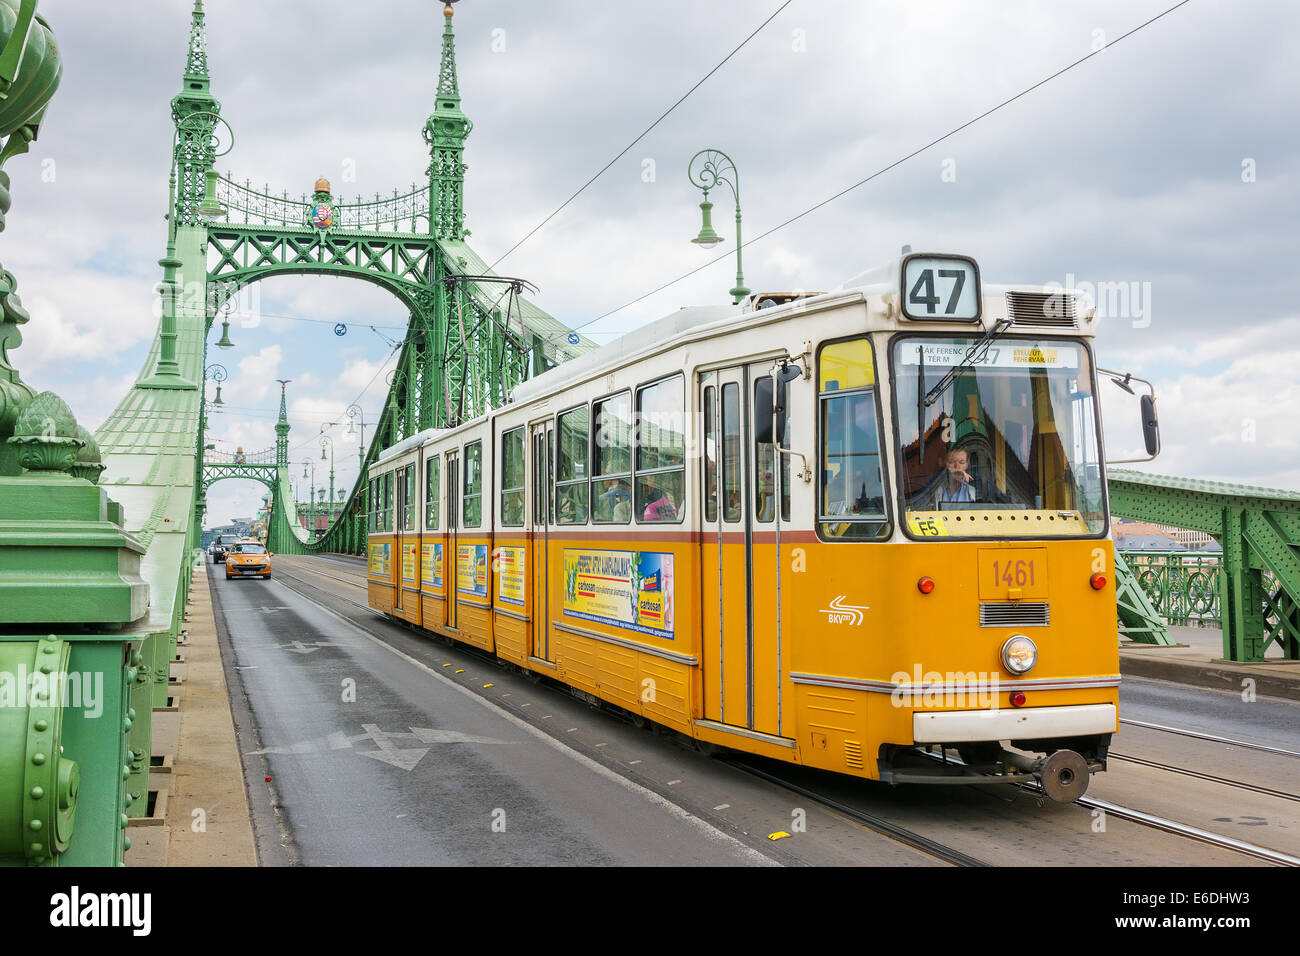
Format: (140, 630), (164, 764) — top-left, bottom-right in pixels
(790, 672), (1121, 694)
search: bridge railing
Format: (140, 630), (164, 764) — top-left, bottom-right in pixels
(203, 446), (276, 465)
(1119, 551), (1223, 628)
(215, 174), (431, 233)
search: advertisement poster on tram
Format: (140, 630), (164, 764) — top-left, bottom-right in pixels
(401, 543), (417, 584)
(456, 544), (488, 596)
(421, 542), (443, 588)
(562, 549), (675, 640)
(497, 546), (525, 605)
(368, 542), (390, 577)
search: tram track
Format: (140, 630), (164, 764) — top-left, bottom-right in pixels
(1066, 792), (1300, 867)
(1119, 717), (1300, 758)
(726, 758), (989, 867)
(1107, 752), (1300, 803)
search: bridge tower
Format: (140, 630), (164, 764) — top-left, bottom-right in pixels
(172, 0), (220, 227)
(275, 379), (291, 468)
(425, 3), (472, 241)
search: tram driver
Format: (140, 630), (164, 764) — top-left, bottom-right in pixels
(912, 446), (1010, 509)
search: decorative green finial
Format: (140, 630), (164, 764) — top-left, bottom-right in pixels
(69, 424), (106, 483)
(7, 391), (82, 474)
(423, 1), (471, 240)
(438, 3), (459, 97)
(184, 0), (209, 83)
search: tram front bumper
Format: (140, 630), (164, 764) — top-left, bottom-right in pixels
(912, 703), (1116, 743)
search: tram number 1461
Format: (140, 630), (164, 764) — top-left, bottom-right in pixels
(992, 559), (1036, 587)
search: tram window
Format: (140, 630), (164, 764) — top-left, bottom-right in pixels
(755, 378), (775, 523)
(703, 386), (718, 523)
(593, 393), (632, 524)
(385, 472), (394, 531)
(396, 468), (406, 531)
(425, 456), (439, 530)
(819, 338), (888, 540)
(635, 374), (685, 523)
(501, 427), (525, 527)
(402, 464), (416, 531)
(722, 383), (741, 522)
(556, 405), (589, 524)
(463, 441), (482, 528)
(367, 479), (376, 532)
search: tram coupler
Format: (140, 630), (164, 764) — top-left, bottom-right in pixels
(999, 748), (1090, 802)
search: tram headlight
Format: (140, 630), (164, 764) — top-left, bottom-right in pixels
(1001, 635), (1037, 675)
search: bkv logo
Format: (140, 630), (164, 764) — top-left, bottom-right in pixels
(819, 596), (868, 626)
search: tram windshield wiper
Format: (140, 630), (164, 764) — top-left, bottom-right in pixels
(922, 319), (1012, 407)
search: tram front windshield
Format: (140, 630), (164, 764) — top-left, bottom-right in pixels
(892, 336), (1105, 537)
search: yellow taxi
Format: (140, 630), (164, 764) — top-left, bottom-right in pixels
(224, 539), (272, 580)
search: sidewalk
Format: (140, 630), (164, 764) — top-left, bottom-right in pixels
(162, 560), (258, 865)
(1120, 625), (1300, 702)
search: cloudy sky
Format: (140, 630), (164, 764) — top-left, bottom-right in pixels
(6, 0), (1298, 523)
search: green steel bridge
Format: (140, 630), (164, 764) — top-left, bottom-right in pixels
(0, 0), (1296, 866)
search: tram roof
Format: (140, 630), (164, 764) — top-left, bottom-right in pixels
(507, 302), (748, 406)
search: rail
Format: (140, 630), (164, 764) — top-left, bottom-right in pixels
(203, 445), (276, 465)
(215, 173), (430, 233)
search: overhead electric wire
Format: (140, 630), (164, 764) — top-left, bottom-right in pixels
(487, 0), (796, 271)
(548, 0), (1195, 342)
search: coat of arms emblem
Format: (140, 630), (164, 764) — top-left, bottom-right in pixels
(311, 203), (335, 229)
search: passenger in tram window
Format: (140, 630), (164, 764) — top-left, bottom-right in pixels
(596, 478), (631, 521)
(641, 473), (678, 522)
(726, 489), (741, 517)
(756, 461), (776, 522)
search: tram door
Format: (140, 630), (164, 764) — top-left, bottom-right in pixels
(446, 450), (459, 630)
(394, 466), (407, 613)
(699, 365), (784, 737)
(529, 421), (555, 662)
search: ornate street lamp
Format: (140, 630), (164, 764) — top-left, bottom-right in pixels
(320, 427), (336, 525)
(213, 295), (235, 349)
(346, 403), (366, 471)
(205, 363), (227, 406)
(688, 148), (749, 304)
(302, 458), (316, 539)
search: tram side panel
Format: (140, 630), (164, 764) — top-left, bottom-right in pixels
(491, 531), (529, 665)
(418, 445), (447, 634)
(452, 423), (495, 653)
(393, 452), (422, 628)
(547, 531), (695, 735)
(367, 470), (397, 615)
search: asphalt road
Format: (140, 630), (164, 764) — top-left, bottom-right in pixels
(209, 555), (1300, 867)
(211, 568), (780, 865)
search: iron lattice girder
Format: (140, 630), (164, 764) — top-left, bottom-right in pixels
(1110, 469), (1300, 661)
(201, 461), (277, 491)
(206, 226), (439, 307)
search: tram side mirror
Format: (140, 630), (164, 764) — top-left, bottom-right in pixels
(1140, 394), (1160, 457)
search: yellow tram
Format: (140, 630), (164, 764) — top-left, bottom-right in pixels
(367, 252), (1139, 801)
